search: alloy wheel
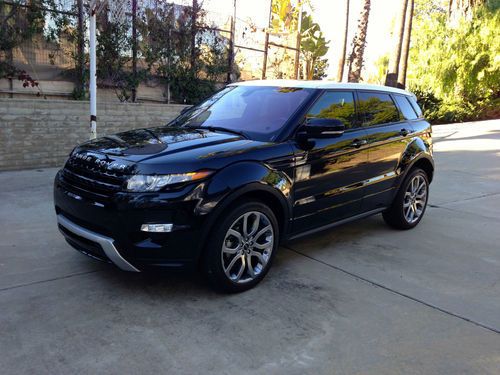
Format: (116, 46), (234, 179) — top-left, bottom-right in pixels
(221, 211), (274, 284)
(403, 174), (428, 224)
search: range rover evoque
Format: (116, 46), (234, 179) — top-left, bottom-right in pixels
(54, 80), (434, 292)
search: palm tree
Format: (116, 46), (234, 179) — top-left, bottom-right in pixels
(397, 0), (414, 88)
(385, 0), (408, 87)
(336, 0), (350, 82)
(347, 0), (371, 83)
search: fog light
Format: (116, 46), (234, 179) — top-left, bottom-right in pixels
(140, 224), (173, 233)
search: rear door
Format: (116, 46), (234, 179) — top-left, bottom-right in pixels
(291, 90), (370, 234)
(357, 91), (414, 211)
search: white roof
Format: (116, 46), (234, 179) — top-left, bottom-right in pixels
(229, 79), (414, 97)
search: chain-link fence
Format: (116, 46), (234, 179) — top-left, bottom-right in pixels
(0, 0), (299, 103)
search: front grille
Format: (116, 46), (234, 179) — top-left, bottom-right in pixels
(60, 157), (128, 203)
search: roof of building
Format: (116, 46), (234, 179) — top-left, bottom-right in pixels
(229, 79), (414, 97)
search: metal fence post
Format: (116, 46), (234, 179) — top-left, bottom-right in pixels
(262, 32), (269, 80)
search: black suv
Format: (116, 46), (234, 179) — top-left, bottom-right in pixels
(54, 80), (434, 292)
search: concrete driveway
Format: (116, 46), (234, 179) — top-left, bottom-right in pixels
(1, 120), (499, 374)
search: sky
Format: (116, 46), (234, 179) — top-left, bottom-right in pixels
(180, 0), (401, 80)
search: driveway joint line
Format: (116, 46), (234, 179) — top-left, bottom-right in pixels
(283, 245), (500, 335)
(428, 204), (500, 222)
(0, 270), (101, 293)
(431, 191), (500, 206)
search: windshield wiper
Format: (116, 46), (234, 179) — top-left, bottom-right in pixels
(186, 125), (248, 139)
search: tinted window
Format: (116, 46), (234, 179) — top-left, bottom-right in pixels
(407, 96), (423, 117)
(358, 92), (400, 126)
(170, 86), (314, 141)
(394, 95), (418, 120)
(306, 91), (357, 129)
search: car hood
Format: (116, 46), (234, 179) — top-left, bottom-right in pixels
(71, 126), (279, 174)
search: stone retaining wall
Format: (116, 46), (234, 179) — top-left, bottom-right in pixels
(0, 99), (185, 171)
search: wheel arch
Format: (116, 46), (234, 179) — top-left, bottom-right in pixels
(193, 162), (293, 263)
(399, 137), (434, 183)
(410, 157), (434, 183)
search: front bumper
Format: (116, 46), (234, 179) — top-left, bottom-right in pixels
(54, 170), (206, 271)
(57, 214), (140, 272)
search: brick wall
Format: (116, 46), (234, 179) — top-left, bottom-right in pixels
(0, 99), (186, 171)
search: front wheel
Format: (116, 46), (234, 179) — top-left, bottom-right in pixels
(202, 201), (279, 293)
(383, 168), (429, 229)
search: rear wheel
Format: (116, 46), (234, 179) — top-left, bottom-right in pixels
(383, 168), (429, 229)
(203, 201), (279, 292)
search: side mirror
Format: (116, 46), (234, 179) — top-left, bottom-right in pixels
(303, 118), (345, 138)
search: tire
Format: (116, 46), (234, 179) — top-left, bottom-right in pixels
(202, 201), (279, 293)
(383, 168), (429, 230)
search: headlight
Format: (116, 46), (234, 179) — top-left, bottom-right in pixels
(125, 171), (213, 192)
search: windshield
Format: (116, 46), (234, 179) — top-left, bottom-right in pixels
(168, 85), (314, 141)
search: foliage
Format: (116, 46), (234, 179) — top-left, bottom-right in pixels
(299, 11), (329, 80)
(271, 0), (300, 32)
(268, 0), (300, 79)
(0, 1), (45, 51)
(408, 0), (500, 122)
(137, 3), (232, 104)
(1, 1), (232, 103)
(369, 54), (389, 84)
(0, 0), (46, 90)
(96, 18), (135, 101)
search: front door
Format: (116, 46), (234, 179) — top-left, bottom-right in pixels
(291, 90), (370, 235)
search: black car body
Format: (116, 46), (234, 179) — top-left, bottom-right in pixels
(54, 80), (434, 291)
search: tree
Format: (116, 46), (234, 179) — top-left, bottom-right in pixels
(336, 0), (349, 82)
(385, 0), (408, 87)
(397, 0), (414, 88)
(0, 1), (45, 92)
(138, 3), (231, 104)
(347, 0), (371, 82)
(408, 0), (499, 122)
(299, 11), (329, 80)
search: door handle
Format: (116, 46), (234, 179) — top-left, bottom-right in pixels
(400, 128), (409, 136)
(351, 139), (367, 148)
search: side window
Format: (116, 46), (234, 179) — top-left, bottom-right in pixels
(306, 91), (357, 129)
(407, 96), (423, 117)
(394, 95), (418, 120)
(357, 92), (400, 126)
